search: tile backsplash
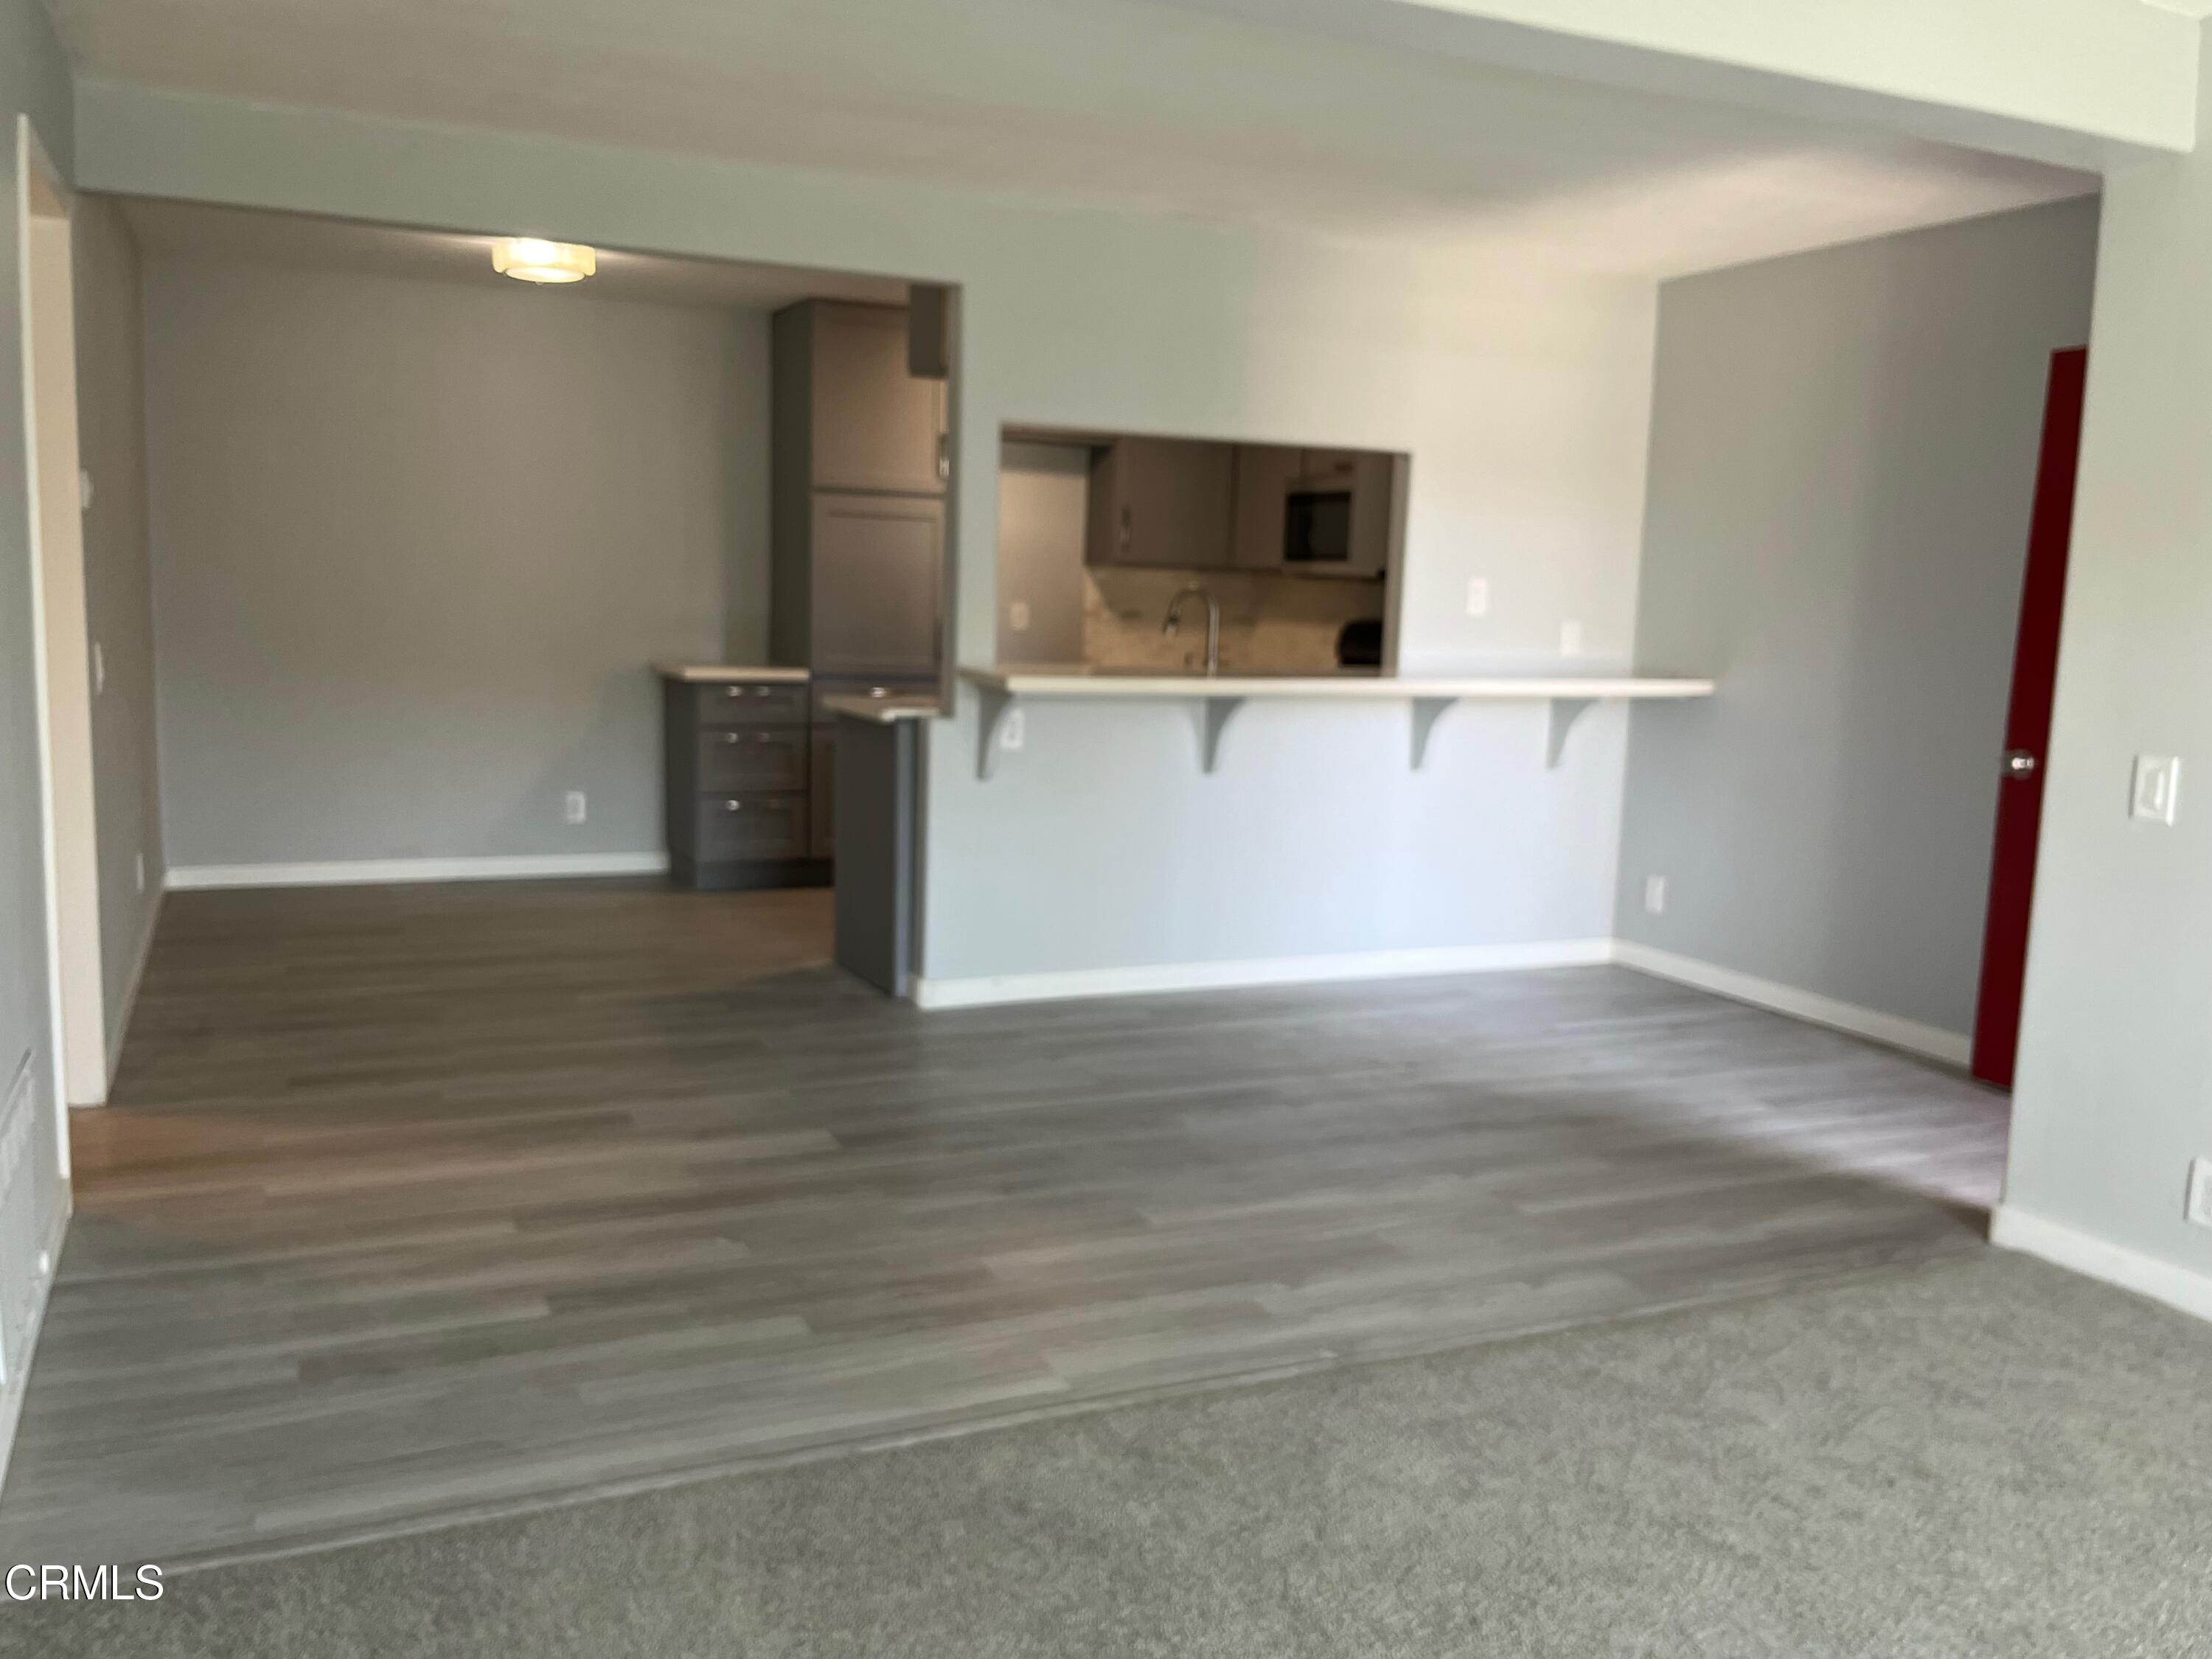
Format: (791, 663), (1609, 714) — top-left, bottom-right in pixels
(1085, 567), (1384, 672)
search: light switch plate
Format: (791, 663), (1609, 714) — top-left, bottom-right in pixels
(2186, 1158), (2212, 1228)
(1643, 875), (1666, 915)
(2131, 755), (2181, 825)
(1465, 579), (1489, 618)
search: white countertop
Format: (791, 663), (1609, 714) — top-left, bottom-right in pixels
(959, 667), (1716, 700)
(655, 663), (811, 684)
(959, 664), (1714, 777)
(824, 694), (942, 723)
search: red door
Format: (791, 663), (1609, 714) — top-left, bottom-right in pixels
(1970, 347), (2087, 1089)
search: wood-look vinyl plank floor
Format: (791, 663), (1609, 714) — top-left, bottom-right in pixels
(0, 880), (2006, 1568)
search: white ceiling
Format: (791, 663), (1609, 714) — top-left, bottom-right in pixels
(114, 196), (914, 310)
(58, 0), (2101, 277)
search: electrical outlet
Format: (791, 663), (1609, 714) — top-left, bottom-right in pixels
(1560, 619), (1584, 657)
(92, 641), (105, 695)
(134, 852), (145, 894)
(1000, 709), (1025, 751)
(1464, 578), (1489, 618)
(1643, 874), (1666, 915)
(2132, 756), (2181, 825)
(2187, 1158), (2212, 1229)
(1009, 599), (1031, 632)
(563, 790), (588, 825)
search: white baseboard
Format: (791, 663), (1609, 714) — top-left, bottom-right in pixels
(167, 852), (671, 891)
(1611, 940), (1972, 1068)
(104, 883), (164, 1083)
(911, 938), (1616, 1010)
(1992, 1203), (2212, 1325)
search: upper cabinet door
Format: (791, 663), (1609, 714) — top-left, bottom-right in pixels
(1229, 445), (1301, 570)
(1298, 448), (1360, 484)
(810, 493), (945, 675)
(810, 305), (947, 495)
(1085, 437), (1235, 569)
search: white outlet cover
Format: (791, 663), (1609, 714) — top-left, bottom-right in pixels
(78, 469), (94, 512)
(134, 852), (145, 894)
(1643, 874), (1666, 915)
(1560, 619), (1584, 656)
(2132, 755), (2181, 825)
(2186, 1158), (2212, 1228)
(1000, 709), (1026, 750)
(1009, 600), (1032, 631)
(564, 790), (588, 824)
(1465, 578), (1489, 618)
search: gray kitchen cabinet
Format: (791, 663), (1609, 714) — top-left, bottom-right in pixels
(779, 301), (947, 498)
(1299, 448), (1360, 484)
(771, 301), (949, 677)
(1230, 443), (1301, 570)
(810, 493), (944, 675)
(1226, 442), (1404, 580)
(765, 299), (947, 883)
(661, 675), (825, 891)
(810, 730), (836, 859)
(1084, 437), (1235, 570)
(1346, 451), (1404, 580)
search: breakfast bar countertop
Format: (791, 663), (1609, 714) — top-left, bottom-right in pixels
(957, 665), (1716, 700)
(955, 664), (1717, 776)
(653, 663), (813, 684)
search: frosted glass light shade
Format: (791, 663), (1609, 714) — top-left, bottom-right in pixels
(491, 238), (597, 284)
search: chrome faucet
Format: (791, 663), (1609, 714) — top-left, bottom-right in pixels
(1162, 583), (1221, 676)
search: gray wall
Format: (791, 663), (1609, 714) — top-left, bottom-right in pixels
(995, 440), (1087, 665)
(86, 87), (1661, 985)
(72, 193), (165, 1055)
(1615, 197), (2101, 1040)
(2003, 27), (2212, 1293)
(0, 0), (74, 1464)
(142, 256), (771, 872)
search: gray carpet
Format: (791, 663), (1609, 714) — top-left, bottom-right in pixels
(10, 1249), (2212, 1658)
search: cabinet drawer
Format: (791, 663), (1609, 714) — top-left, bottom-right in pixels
(698, 726), (808, 793)
(694, 681), (807, 727)
(695, 794), (807, 861)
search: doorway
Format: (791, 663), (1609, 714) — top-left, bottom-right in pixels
(1970, 346), (2087, 1089)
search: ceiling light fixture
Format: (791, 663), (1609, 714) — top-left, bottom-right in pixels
(491, 237), (597, 284)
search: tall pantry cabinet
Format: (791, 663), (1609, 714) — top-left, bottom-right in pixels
(770, 300), (948, 859)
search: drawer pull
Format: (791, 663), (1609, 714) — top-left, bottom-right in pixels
(722, 800), (742, 813)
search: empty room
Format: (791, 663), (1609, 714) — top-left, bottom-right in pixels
(4, 1), (2211, 1653)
